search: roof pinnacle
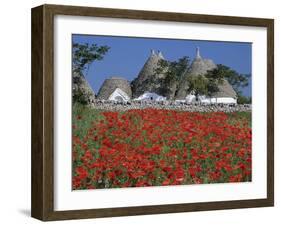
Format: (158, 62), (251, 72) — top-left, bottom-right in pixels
(150, 49), (156, 56)
(158, 50), (164, 59)
(196, 47), (201, 59)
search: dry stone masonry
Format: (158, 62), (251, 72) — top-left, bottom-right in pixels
(72, 71), (96, 104)
(97, 76), (132, 99)
(90, 100), (251, 113)
(131, 49), (167, 98)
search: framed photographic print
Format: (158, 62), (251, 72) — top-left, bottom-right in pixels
(31, 4), (274, 221)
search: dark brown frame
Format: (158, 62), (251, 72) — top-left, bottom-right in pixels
(31, 4), (274, 221)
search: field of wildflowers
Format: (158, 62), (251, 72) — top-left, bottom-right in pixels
(72, 104), (251, 190)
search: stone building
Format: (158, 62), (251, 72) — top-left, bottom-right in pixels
(97, 76), (132, 101)
(72, 71), (96, 104)
(176, 47), (237, 103)
(175, 47), (217, 99)
(131, 50), (167, 98)
(134, 92), (167, 101)
(79, 48), (238, 104)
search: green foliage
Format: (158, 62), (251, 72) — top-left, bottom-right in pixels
(72, 42), (110, 105)
(156, 56), (190, 86)
(155, 58), (251, 102)
(72, 42), (110, 75)
(154, 56), (190, 98)
(72, 87), (92, 105)
(185, 63), (251, 101)
(204, 64), (250, 101)
(187, 74), (208, 99)
(206, 64), (230, 82)
(237, 93), (252, 104)
(206, 64), (250, 93)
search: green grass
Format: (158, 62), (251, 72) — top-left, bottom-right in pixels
(72, 103), (252, 138)
(72, 103), (105, 139)
(227, 111), (251, 127)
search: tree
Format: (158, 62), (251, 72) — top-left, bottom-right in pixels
(205, 64), (251, 103)
(206, 64), (249, 93)
(156, 56), (190, 85)
(237, 93), (251, 104)
(72, 42), (110, 75)
(72, 42), (110, 105)
(154, 56), (190, 99)
(156, 60), (251, 102)
(186, 74), (209, 100)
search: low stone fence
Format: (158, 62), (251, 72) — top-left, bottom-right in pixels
(90, 100), (251, 112)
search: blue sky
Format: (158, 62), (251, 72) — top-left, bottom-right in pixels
(73, 34), (252, 97)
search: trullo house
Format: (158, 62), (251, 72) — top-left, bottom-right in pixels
(176, 47), (237, 104)
(97, 77), (132, 101)
(73, 71), (96, 104)
(131, 49), (169, 99)
(95, 48), (238, 104)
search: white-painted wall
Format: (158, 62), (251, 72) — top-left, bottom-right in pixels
(135, 92), (167, 101)
(185, 94), (237, 104)
(201, 97), (237, 104)
(108, 88), (130, 101)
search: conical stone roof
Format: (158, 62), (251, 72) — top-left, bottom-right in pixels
(176, 48), (215, 99)
(187, 47), (217, 76)
(175, 47), (236, 100)
(97, 76), (132, 100)
(72, 71), (96, 104)
(213, 79), (237, 98)
(131, 50), (166, 98)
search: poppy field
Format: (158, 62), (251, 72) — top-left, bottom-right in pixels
(72, 104), (252, 190)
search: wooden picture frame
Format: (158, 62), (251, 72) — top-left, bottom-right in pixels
(31, 4), (274, 221)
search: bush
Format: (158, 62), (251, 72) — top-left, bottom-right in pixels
(237, 94), (251, 104)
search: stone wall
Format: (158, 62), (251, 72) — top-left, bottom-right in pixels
(90, 100), (251, 112)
